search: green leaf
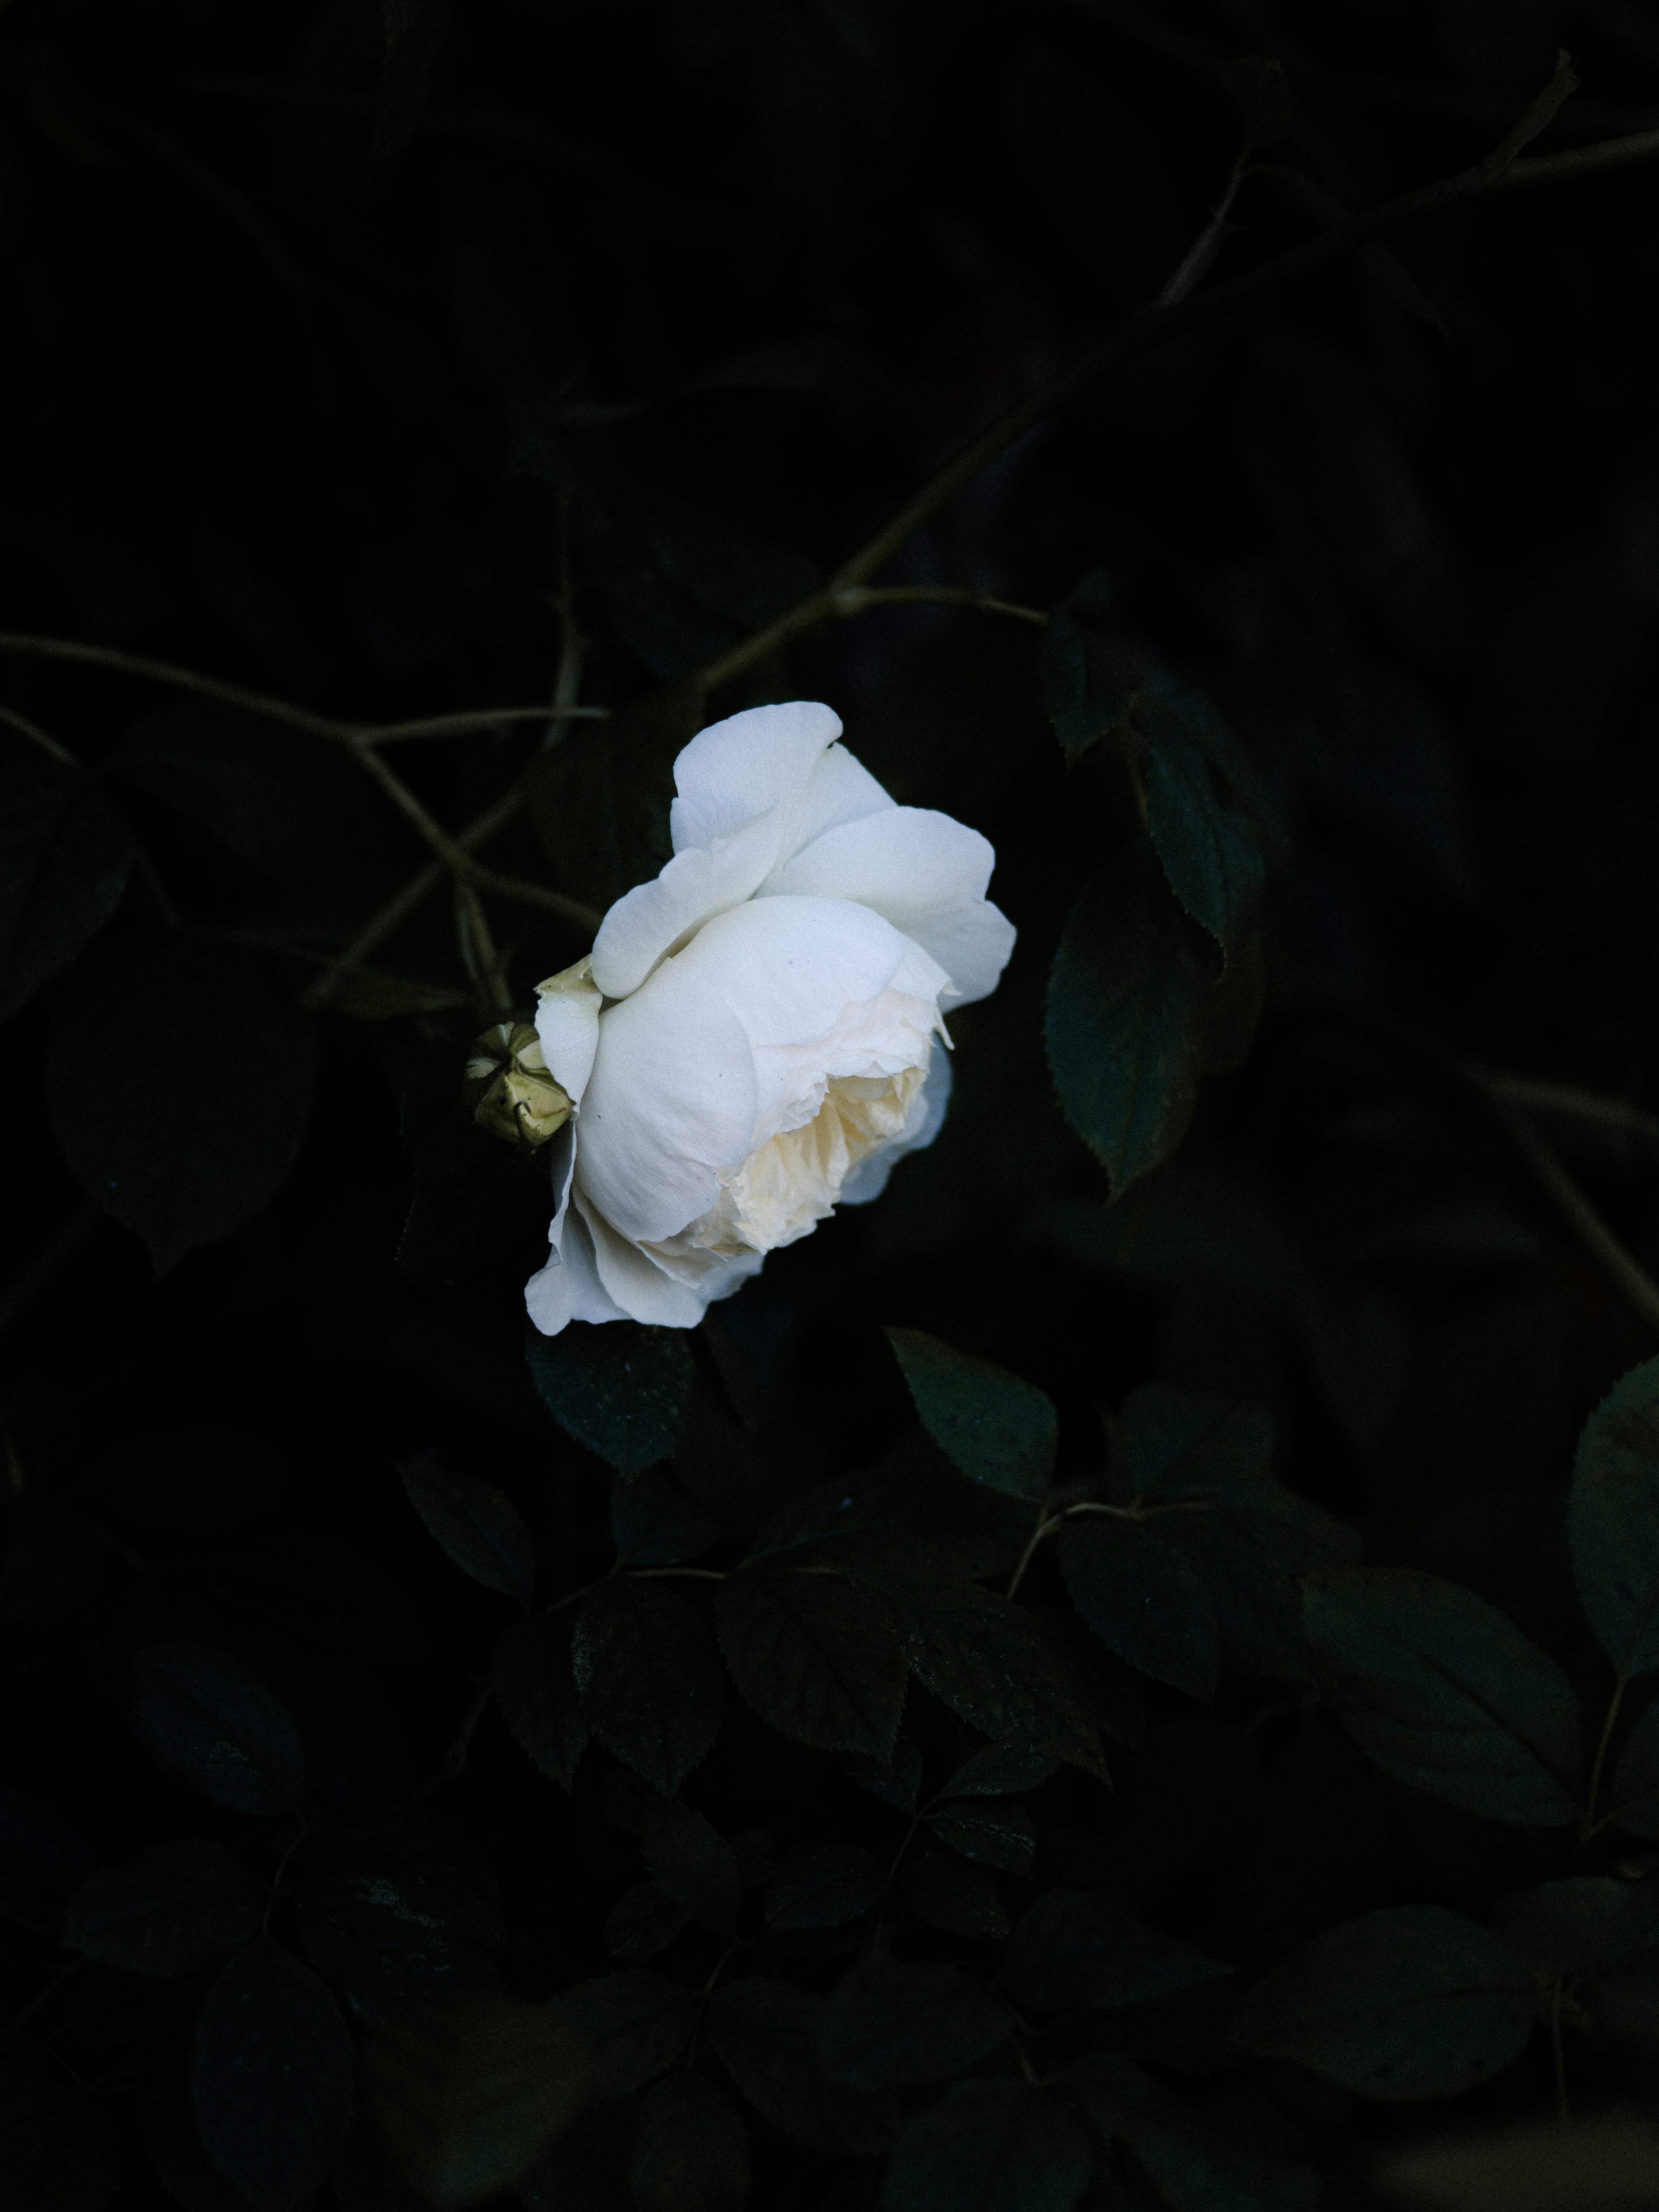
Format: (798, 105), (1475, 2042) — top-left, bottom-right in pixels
(0, 744), (129, 1026)
(1302, 1568), (1584, 1826)
(715, 1567), (906, 1756)
(708, 1979), (898, 2154)
(362, 1992), (597, 2206)
(1045, 841), (1207, 1199)
(763, 1845), (884, 1930)
(526, 1322), (695, 1479)
(1138, 672), (1265, 964)
(83, 1424), (286, 1529)
(190, 1938), (355, 2212)
(0, 1789), (96, 1933)
(65, 1839), (266, 1976)
(742, 1465), (1027, 1582)
(857, 1576), (1107, 1780)
(1121, 1383), (1271, 1500)
(0, 2064), (121, 2212)
(941, 1741), (1060, 1797)
(1230, 1905), (1538, 2102)
(883, 1329), (1056, 1502)
(604, 1882), (690, 1962)
(639, 1801), (741, 1937)
(881, 2079), (1091, 2212)
(612, 1469), (721, 1568)
(901, 1845), (1008, 1940)
(1569, 1356), (1659, 1682)
(296, 1871), (500, 2031)
(1058, 1518), (1221, 1701)
(843, 1737), (924, 1811)
(127, 1643), (306, 1815)
(547, 1971), (696, 2097)
(822, 1959), (1010, 2087)
(1000, 1890), (1230, 2015)
(47, 939), (317, 1274)
(923, 1803), (1034, 1875)
(375, 0), (454, 154)
(573, 1580), (725, 1794)
(514, 2100), (633, 2212)
(316, 1812), (505, 1957)
(399, 1460), (537, 1608)
(492, 1612), (589, 1790)
(1039, 604), (1148, 766)
(627, 2072), (750, 2212)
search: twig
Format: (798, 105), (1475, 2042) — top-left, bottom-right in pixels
(626, 1567), (727, 1582)
(0, 701), (77, 768)
(455, 882), (512, 1014)
(828, 586), (1048, 626)
(690, 97), (1659, 695)
(0, 634), (599, 746)
(0, 1200), (105, 1339)
(411, 1685), (492, 1801)
(1486, 1075), (1659, 1157)
(1156, 147), (1252, 308)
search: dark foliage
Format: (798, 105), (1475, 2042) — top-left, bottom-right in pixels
(7, 3), (1659, 2209)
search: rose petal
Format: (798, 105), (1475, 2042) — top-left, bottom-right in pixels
(533, 955), (603, 1103)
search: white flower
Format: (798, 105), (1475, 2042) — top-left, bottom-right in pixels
(523, 700), (1016, 1334)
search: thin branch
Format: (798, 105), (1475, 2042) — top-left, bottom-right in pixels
(1006, 1513), (1060, 1600)
(0, 705), (180, 922)
(0, 1200), (105, 1339)
(690, 106), (1659, 694)
(455, 882), (511, 1015)
(411, 1685), (492, 1801)
(1486, 1075), (1659, 1156)
(626, 1567), (727, 1582)
(829, 585), (1048, 626)
(0, 700), (77, 767)
(1582, 1677), (1629, 1841)
(1155, 147), (1252, 308)
(365, 706), (608, 744)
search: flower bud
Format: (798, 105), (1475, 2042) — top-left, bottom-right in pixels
(464, 1020), (572, 1149)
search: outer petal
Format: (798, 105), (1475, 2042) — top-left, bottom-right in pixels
(577, 1192), (710, 1328)
(525, 1200), (630, 1334)
(768, 806), (1016, 1004)
(533, 956), (602, 1103)
(590, 701), (842, 999)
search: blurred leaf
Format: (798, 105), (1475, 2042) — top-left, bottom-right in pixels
(1569, 1356), (1659, 1682)
(400, 1460), (537, 1608)
(1000, 1890), (1230, 2015)
(492, 1611), (589, 1789)
(1299, 673), (1476, 897)
(1138, 671), (1265, 964)
(923, 1801), (1034, 1874)
(0, 742), (129, 1026)
(48, 939), (317, 1275)
(364, 1993), (596, 2205)
(376, 0), (454, 155)
(528, 685), (702, 915)
(1303, 1569), (1582, 1825)
(628, 2072), (750, 2212)
(715, 1567), (907, 1756)
(1059, 1518), (1221, 1701)
(612, 1468), (721, 1568)
(65, 1839), (266, 1976)
(639, 1800), (741, 1936)
(1230, 1905), (1537, 2101)
(0, 2063), (121, 2212)
(884, 1328), (1056, 1502)
(548, 1972), (696, 2097)
(127, 1643), (306, 1816)
(822, 1959), (1010, 2086)
(710, 1978), (897, 2154)
(83, 1425), (285, 1529)
(604, 1882), (690, 1962)
(1379, 2118), (1659, 2212)
(514, 2098), (633, 2212)
(190, 1939), (354, 2212)
(109, 704), (366, 889)
(1491, 1877), (1659, 1979)
(1057, 2057), (1317, 2212)
(763, 1845), (883, 1930)
(0, 1789), (96, 1933)
(296, 1870), (500, 2031)
(901, 1844), (1008, 1940)
(881, 2078), (1091, 2212)
(573, 1580), (725, 1793)
(526, 1322), (695, 1479)
(1045, 841), (1210, 1199)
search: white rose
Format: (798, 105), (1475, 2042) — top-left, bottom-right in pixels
(523, 699), (1015, 1335)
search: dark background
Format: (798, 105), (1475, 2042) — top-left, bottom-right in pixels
(7, 1), (1659, 2207)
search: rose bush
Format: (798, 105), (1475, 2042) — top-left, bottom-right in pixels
(523, 699), (1015, 1333)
